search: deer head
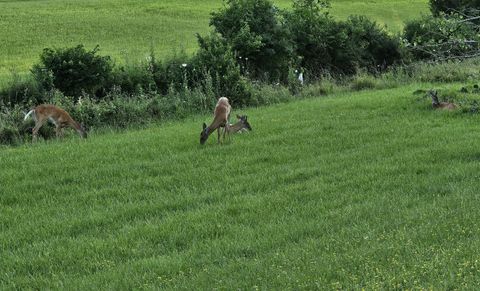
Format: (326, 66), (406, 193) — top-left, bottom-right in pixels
(79, 123), (88, 138)
(236, 114), (252, 131)
(429, 90), (439, 106)
(200, 122), (210, 145)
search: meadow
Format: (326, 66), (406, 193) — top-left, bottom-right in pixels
(1, 84), (480, 289)
(0, 0), (428, 83)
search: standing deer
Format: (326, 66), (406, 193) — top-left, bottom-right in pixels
(200, 97), (231, 145)
(24, 104), (87, 142)
(225, 115), (252, 134)
(430, 90), (457, 110)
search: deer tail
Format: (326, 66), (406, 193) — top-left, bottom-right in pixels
(24, 109), (35, 121)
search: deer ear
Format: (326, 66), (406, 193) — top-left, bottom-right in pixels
(202, 123), (207, 130)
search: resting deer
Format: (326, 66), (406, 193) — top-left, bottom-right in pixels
(430, 90), (457, 110)
(24, 104), (87, 142)
(226, 115), (252, 134)
(200, 97), (231, 145)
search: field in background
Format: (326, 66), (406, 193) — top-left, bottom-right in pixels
(0, 0), (428, 83)
(1, 85), (480, 289)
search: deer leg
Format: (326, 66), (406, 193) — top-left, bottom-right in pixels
(55, 125), (63, 139)
(32, 119), (46, 142)
(223, 123), (229, 142)
(217, 127), (222, 144)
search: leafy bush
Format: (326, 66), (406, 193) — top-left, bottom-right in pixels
(344, 16), (403, 72)
(403, 14), (480, 61)
(32, 45), (113, 98)
(350, 73), (377, 91)
(430, 0), (480, 17)
(112, 62), (156, 95)
(286, 1), (403, 76)
(0, 71), (44, 106)
(193, 33), (253, 107)
(286, 0), (345, 75)
(210, 0), (294, 81)
(151, 51), (197, 95)
(0, 125), (19, 145)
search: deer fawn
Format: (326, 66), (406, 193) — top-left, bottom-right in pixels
(200, 97), (231, 145)
(24, 104), (87, 141)
(430, 90), (457, 110)
(225, 115), (252, 134)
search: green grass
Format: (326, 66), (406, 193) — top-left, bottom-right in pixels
(2, 84), (480, 289)
(0, 0), (428, 82)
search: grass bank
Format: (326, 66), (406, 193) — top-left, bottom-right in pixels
(1, 84), (480, 289)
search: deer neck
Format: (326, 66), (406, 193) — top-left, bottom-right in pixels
(208, 117), (227, 131)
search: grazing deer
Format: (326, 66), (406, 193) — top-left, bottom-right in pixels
(200, 97), (231, 145)
(430, 90), (457, 111)
(24, 104), (87, 141)
(226, 115), (252, 134)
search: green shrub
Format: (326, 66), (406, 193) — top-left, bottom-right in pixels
(430, 0), (480, 17)
(193, 33), (253, 107)
(301, 76), (338, 97)
(286, 1), (403, 76)
(250, 83), (292, 106)
(344, 16), (403, 72)
(210, 0), (294, 81)
(0, 71), (44, 106)
(350, 73), (377, 91)
(112, 62), (156, 95)
(403, 14), (479, 61)
(151, 51), (197, 95)
(286, 0), (347, 76)
(32, 45), (113, 98)
(0, 125), (19, 145)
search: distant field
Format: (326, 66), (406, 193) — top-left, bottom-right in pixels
(0, 0), (428, 81)
(1, 85), (480, 288)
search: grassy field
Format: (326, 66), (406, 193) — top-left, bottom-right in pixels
(0, 0), (428, 82)
(2, 84), (480, 289)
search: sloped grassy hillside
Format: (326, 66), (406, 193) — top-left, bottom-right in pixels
(1, 84), (479, 289)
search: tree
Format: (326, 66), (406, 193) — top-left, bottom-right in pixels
(430, 0), (480, 17)
(210, 0), (294, 82)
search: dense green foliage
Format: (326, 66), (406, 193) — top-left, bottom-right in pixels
(210, 0), (403, 79)
(32, 45), (113, 98)
(2, 57), (480, 146)
(286, 1), (403, 76)
(430, 0), (480, 16)
(403, 13), (480, 61)
(211, 0), (294, 81)
(2, 85), (480, 289)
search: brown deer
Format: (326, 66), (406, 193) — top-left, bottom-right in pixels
(24, 104), (87, 142)
(200, 97), (231, 145)
(430, 90), (457, 110)
(225, 115), (252, 134)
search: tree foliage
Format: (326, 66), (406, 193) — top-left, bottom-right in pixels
(210, 0), (294, 81)
(430, 0), (480, 17)
(32, 45), (113, 98)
